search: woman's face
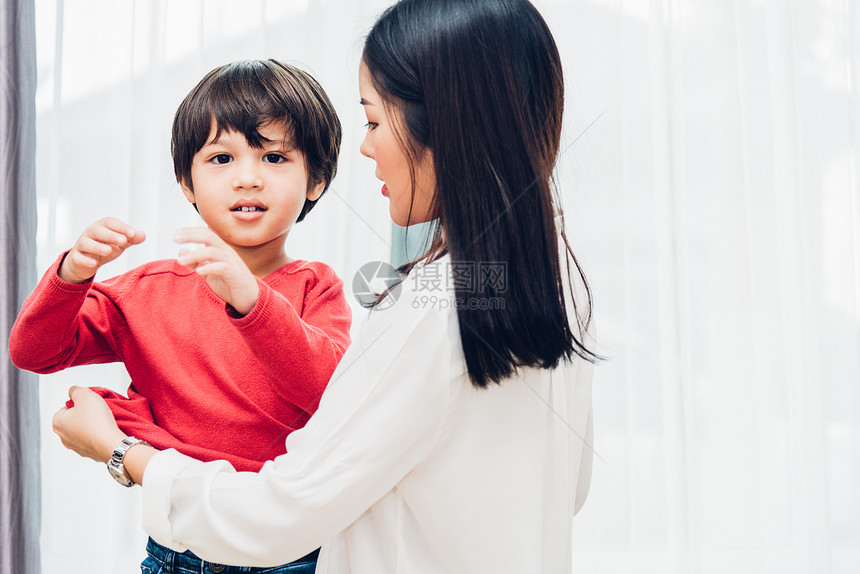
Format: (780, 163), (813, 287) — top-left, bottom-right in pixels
(359, 62), (435, 227)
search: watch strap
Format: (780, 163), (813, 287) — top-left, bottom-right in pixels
(106, 437), (150, 487)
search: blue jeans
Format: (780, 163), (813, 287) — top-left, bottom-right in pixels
(141, 537), (319, 574)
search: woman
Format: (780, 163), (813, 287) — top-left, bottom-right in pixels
(53, 0), (598, 571)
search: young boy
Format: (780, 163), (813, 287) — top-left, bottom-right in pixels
(10, 60), (350, 572)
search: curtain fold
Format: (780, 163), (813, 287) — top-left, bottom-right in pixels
(0, 0), (40, 573)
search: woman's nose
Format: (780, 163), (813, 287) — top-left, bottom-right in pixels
(359, 134), (373, 159)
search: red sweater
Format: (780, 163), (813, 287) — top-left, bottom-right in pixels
(10, 254), (351, 471)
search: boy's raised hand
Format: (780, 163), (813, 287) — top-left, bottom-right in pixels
(59, 218), (146, 283)
(174, 227), (259, 316)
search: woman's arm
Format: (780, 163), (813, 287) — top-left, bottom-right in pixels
(53, 296), (458, 567)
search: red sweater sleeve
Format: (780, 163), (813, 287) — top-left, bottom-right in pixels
(9, 252), (126, 373)
(228, 263), (352, 415)
(73, 388), (266, 472)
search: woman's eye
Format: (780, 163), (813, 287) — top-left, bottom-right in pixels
(364, 122), (378, 131)
(211, 154), (232, 164)
(264, 153), (286, 164)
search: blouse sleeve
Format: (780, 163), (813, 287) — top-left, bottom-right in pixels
(141, 294), (460, 567)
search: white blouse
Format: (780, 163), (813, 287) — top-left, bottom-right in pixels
(142, 255), (594, 573)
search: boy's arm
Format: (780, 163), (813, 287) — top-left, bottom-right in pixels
(172, 226), (350, 413)
(93, 388), (266, 473)
(9, 252), (129, 373)
(10, 217), (144, 373)
(228, 268), (352, 415)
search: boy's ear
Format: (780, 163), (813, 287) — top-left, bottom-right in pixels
(307, 180), (326, 201)
(180, 181), (196, 204)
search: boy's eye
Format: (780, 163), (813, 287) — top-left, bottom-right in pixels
(263, 153), (286, 164)
(211, 154), (232, 164)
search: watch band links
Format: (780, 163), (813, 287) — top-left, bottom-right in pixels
(106, 437), (150, 487)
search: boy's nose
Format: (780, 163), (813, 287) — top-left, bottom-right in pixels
(233, 159), (263, 190)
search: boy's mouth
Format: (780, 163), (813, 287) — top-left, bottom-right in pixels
(232, 206), (267, 212)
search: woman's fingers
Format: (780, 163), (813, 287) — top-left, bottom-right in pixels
(53, 386), (126, 463)
(68, 384), (98, 404)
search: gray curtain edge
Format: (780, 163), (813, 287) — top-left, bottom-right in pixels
(0, 0), (41, 573)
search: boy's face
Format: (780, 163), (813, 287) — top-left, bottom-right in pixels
(180, 121), (324, 253)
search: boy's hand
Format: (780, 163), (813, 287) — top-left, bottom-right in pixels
(59, 218), (145, 283)
(174, 227), (259, 316)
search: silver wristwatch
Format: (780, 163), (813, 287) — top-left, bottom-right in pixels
(107, 437), (150, 487)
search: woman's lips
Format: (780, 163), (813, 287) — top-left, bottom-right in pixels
(382, 184), (389, 197)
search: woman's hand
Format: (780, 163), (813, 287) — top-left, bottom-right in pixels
(174, 227), (260, 315)
(52, 386), (127, 464)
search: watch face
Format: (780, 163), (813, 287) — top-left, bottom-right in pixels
(107, 458), (133, 487)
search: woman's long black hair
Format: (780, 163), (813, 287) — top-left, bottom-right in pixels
(363, 0), (599, 387)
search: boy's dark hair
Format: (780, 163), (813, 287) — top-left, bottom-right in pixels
(172, 59), (341, 222)
(363, 0), (598, 388)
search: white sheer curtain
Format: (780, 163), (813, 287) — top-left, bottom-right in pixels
(33, 1), (392, 571)
(32, 1), (859, 573)
(562, 0), (860, 572)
